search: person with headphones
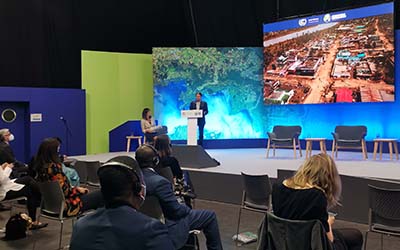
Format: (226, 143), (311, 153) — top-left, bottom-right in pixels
(135, 145), (223, 250)
(70, 156), (174, 250)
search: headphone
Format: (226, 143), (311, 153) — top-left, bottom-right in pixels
(137, 144), (160, 168)
(98, 161), (143, 196)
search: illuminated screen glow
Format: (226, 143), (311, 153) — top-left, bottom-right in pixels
(263, 2), (395, 105)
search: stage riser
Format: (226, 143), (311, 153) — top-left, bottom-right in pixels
(188, 169), (400, 224)
(173, 139), (398, 154)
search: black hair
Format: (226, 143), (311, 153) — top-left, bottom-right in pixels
(98, 156), (143, 208)
(196, 92), (202, 97)
(35, 138), (62, 181)
(142, 108), (150, 119)
(154, 134), (172, 158)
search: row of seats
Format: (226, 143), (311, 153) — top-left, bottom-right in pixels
(237, 172), (400, 250)
(267, 125), (368, 159)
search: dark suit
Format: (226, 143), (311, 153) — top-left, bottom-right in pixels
(143, 168), (222, 250)
(189, 100), (208, 146)
(70, 205), (174, 250)
(0, 141), (16, 165)
(0, 141), (27, 178)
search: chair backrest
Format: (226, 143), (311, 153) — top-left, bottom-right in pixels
(156, 167), (174, 184)
(85, 161), (101, 185)
(73, 161), (88, 184)
(138, 195), (165, 223)
(334, 126), (367, 140)
(260, 212), (330, 250)
(272, 126), (302, 139)
(368, 185), (400, 228)
(38, 181), (65, 218)
(241, 173), (272, 209)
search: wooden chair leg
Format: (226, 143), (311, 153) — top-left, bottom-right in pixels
(298, 140), (302, 157)
(305, 141), (310, 159)
(293, 140), (297, 159)
(394, 142), (399, 160)
(389, 142), (393, 160)
(379, 142), (383, 160)
(373, 141), (378, 160)
(362, 140), (367, 160)
(266, 139), (270, 158)
(126, 138), (131, 152)
(331, 140), (336, 158)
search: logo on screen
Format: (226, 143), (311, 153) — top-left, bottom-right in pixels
(323, 14), (331, 23)
(298, 18), (307, 26)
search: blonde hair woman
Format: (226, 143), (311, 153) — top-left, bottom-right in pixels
(272, 153), (362, 250)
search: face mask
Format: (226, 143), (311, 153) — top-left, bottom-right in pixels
(9, 134), (14, 142)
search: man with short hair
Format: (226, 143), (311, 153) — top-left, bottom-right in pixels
(70, 156), (174, 250)
(135, 145), (223, 250)
(190, 92), (208, 146)
(0, 128), (28, 176)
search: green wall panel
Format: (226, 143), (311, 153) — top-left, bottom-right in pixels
(82, 50), (153, 154)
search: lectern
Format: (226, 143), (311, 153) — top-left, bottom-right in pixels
(181, 110), (203, 145)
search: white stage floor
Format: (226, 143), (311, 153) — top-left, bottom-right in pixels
(71, 148), (400, 181)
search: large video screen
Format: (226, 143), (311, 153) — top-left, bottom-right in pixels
(153, 48), (265, 140)
(263, 2), (394, 105)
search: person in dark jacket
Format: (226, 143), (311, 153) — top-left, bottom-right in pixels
(189, 92), (208, 146)
(271, 153), (363, 250)
(135, 145), (222, 250)
(0, 128), (29, 177)
(70, 155), (174, 250)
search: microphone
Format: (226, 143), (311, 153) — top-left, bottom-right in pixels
(60, 116), (66, 122)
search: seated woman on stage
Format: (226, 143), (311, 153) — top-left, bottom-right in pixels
(154, 134), (183, 180)
(140, 108), (167, 144)
(272, 153), (363, 250)
(35, 138), (104, 216)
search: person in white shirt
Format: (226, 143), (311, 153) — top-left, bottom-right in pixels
(0, 163), (47, 230)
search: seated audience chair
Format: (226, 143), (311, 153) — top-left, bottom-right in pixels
(257, 212), (331, 250)
(236, 173), (272, 243)
(331, 125), (367, 159)
(364, 185), (400, 250)
(37, 181), (79, 250)
(85, 161), (102, 187)
(267, 126), (302, 158)
(72, 161), (88, 185)
(139, 195), (199, 250)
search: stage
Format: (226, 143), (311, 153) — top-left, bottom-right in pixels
(71, 148), (400, 224)
(72, 148), (400, 180)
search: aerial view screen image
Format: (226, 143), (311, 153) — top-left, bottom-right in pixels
(263, 2), (394, 105)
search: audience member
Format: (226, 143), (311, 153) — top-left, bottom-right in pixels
(154, 134), (183, 180)
(272, 153), (363, 250)
(140, 108), (168, 144)
(0, 129), (29, 177)
(70, 156), (174, 250)
(54, 137), (80, 186)
(35, 138), (103, 216)
(135, 145), (223, 250)
(0, 162), (47, 229)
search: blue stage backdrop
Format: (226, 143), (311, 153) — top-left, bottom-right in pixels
(153, 34), (399, 142)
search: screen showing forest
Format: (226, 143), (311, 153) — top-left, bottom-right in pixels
(263, 2), (394, 105)
(152, 47), (266, 140)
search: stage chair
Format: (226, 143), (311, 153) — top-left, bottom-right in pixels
(36, 181), (79, 250)
(266, 125), (302, 159)
(257, 212), (331, 250)
(331, 125), (367, 159)
(364, 185), (400, 250)
(236, 173), (272, 244)
(85, 161), (102, 187)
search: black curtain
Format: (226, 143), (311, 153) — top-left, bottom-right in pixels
(0, 0), (397, 89)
